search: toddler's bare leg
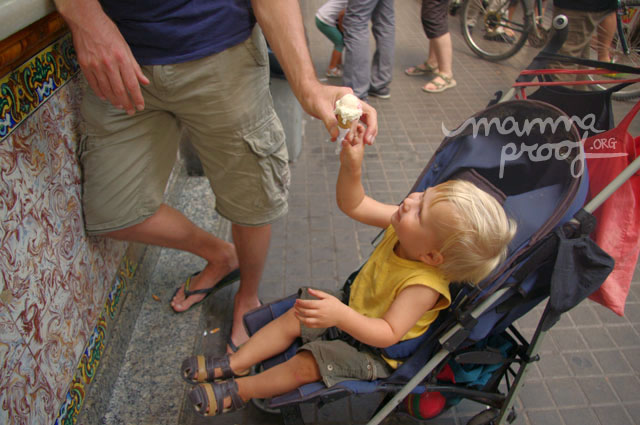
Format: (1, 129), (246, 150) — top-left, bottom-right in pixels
(236, 351), (321, 401)
(229, 307), (301, 375)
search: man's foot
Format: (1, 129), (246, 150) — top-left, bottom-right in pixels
(368, 86), (391, 99)
(171, 260), (239, 313)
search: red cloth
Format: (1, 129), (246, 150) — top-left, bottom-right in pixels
(584, 101), (640, 316)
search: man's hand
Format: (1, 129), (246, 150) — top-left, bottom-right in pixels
(294, 288), (349, 329)
(56, 0), (149, 115)
(302, 83), (378, 146)
(250, 0), (377, 145)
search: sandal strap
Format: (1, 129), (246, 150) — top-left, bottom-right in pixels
(435, 72), (453, 84)
(182, 272), (201, 296)
(206, 354), (233, 380)
(212, 379), (245, 414)
(182, 353), (237, 383)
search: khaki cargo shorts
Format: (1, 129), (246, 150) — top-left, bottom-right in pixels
(297, 288), (393, 388)
(79, 26), (289, 235)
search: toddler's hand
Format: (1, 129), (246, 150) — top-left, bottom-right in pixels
(294, 288), (347, 329)
(339, 123), (366, 172)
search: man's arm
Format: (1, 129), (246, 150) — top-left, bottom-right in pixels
(251, 0), (377, 144)
(54, 0), (149, 115)
(295, 286), (440, 348)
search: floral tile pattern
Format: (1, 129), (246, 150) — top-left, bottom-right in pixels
(1, 35), (132, 424)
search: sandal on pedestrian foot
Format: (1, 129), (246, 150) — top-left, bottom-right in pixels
(405, 62), (438, 76)
(181, 353), (249, 384)
(326, 67), (343, 78)
(422, 73), (457, 93)
(189, 379), (246, 417)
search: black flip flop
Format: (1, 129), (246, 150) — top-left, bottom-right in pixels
(170, 268), (241, 313)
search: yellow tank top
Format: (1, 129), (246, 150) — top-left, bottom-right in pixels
(348, 226), (451, 367)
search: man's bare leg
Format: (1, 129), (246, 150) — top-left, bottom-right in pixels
(228, 223), (271, 352)
(104, 203), (239, 311)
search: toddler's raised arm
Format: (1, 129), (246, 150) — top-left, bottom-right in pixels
(336, 125), (397, 228)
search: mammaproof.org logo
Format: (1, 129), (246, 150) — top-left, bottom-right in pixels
(441, 113), (628, 178)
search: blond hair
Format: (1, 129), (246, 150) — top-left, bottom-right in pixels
(429, 180), (517, 284)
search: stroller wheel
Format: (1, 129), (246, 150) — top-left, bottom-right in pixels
(467, 407), (499, 425)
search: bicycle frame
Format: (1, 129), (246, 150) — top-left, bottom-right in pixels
(618, 0), (640, 55)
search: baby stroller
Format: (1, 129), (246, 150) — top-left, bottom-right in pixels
(241, 90), (623, 424)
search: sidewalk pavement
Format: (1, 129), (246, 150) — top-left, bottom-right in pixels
(103, 1), (640, 424)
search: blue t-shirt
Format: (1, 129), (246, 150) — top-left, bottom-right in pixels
(100, 0), (255, 65)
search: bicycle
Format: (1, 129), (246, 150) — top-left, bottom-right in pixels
(456, 0), (550, 61)
(586, 0), (640, 100)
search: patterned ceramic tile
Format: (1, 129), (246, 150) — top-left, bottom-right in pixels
(0, 306), (27, 394)
(0, 344), (58, 425)
(0, 120), (46, 243)
(0, 212), (57, 333)
(0, 34), (79, 139)
(29, 283), (88, 404)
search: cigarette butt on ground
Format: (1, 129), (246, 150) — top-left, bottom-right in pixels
(152, 294), (160, 302)
(210, 328), (220, 335)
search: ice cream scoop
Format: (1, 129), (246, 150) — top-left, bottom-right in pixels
(334, 93), (363, 128)
(333, 94), (363, 152)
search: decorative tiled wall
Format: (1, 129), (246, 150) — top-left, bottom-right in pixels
(1, 34), (131, 424)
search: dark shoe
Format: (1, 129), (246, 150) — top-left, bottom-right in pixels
(368, 86), (391, 99)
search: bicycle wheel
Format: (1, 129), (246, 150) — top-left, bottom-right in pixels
(460, 0), (533, 61)
(588, 11), (640, 100)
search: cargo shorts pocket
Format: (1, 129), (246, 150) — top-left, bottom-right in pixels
(242, 115), (290, 196)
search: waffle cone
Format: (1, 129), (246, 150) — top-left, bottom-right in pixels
(336, 116), (353, 129)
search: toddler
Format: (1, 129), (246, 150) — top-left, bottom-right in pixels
(181, 125), (517, 417)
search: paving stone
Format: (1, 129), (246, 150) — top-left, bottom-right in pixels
(593, 405), (635, 425)
(550, 328), (587, 352)
(609, 376), (640, 403)
(564, 352), (602, 377)
(579, 327), (616, 349)
(606, 325), (640, 348)
(577, 377), (618, 405)
(525, 409), (564, 425)
(593, 350), (633, 375)
(537, 352), (571, 378)
(559, 407), (600, 425)
(546, 378), (588, 407)
(518, 381), (554, 409)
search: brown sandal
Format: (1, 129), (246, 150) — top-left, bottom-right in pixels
(189, 378), (246, 417)
(181, 353), (249, 384)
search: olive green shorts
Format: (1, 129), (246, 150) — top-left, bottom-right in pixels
(79, 26), (289, 234)
(297, 288), (393, 388)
